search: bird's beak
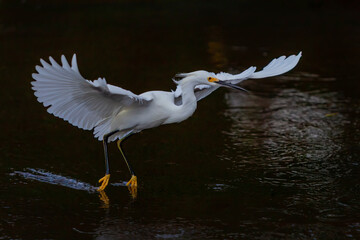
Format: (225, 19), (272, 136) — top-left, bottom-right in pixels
(215, 80), (248, 93)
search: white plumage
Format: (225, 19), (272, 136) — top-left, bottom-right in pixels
(31, 52), (301, 192)
(32, 55), (153, 141)
(32, 52), (302, 141)
(32, 52), (301, 142)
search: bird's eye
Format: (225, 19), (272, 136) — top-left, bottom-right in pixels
(208, 77), (218, 82)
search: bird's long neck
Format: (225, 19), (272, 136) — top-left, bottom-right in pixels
(178, 78), (198, 118)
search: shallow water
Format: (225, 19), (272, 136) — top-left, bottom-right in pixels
(1, 1), (360, 239)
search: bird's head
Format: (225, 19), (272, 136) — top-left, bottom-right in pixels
(174, 70), (248, 92)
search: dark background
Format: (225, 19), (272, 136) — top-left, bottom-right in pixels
(1, 0), (360, 239)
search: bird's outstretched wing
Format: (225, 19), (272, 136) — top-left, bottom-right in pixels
(174, 52), (302, 104)
(31, 54), (152, 139)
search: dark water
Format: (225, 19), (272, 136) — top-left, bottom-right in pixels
(1, 1), (360, 239)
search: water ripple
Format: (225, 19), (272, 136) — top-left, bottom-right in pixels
(220, 74), (360, 229)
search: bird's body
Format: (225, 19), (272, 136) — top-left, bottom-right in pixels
(111, 89), (194, 135)
(31, 52), (302, 193)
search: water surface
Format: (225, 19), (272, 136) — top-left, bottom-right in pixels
(1, 1), (360, 239)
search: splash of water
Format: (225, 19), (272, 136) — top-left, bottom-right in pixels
(10, 168), (98, 192)
(11, 168), (130, 192)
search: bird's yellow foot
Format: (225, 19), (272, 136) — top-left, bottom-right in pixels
(126, 175), (137, 187)
(98, 174), (110, 191)
(126, 175), (138, 199)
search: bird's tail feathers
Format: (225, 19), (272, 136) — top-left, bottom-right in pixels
(94, 117), (113, 141)
(94, 118), (135, 142)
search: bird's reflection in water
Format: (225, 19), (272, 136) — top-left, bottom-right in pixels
(128, 185), (138, 199)
(98, 186), (137, 208)
(98, 191), (110, 208)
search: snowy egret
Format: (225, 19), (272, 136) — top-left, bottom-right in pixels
(31, 52), (301, 192)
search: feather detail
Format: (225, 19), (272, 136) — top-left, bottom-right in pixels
(32, 54), (152, 141)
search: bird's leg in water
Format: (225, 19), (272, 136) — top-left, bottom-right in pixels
(117, 138), (138, 196)
(98, 130), (119, 191)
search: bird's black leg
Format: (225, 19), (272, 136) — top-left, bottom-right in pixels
(98, 130), (119, 191)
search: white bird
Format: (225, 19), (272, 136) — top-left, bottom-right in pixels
(31, 52), (302, 192)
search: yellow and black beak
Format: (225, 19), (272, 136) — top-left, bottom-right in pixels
(208, 77), (248, 92)
(215, 80), (248, 93)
